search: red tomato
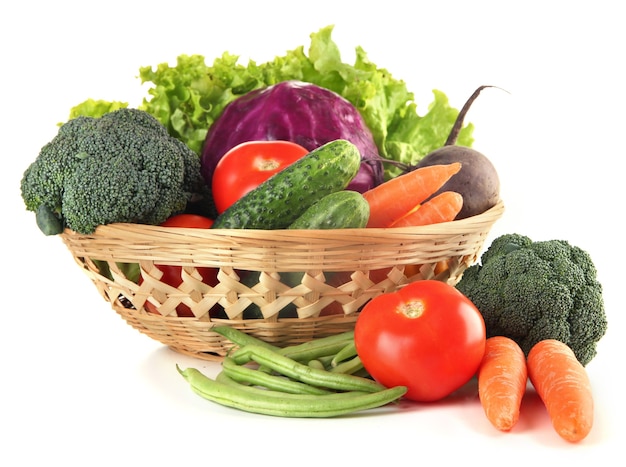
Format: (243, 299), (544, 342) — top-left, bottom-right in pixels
(354, 280), (486, 402)
(141, 214), (218, 318)
(211, 140), (309, 213)
(160, 214), (214, 229)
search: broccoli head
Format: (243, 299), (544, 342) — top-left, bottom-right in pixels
(456, 233), (607, 366)
(20, 108), (210, 235)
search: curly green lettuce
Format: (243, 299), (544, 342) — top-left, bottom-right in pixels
(69, 25), (473, 180)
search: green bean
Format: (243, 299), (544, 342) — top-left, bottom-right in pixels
(215, 371), (366, 399)
(331, 341), (358, 367)
(330, 355), (365, 375)
(212, 326), (280, 352)
(306, 355), (335, 370)
(278, 331), (356, 362)
(307, 359), (326, 371)
(222, 357), (332, 395)
(178, 365), (407, 418)
(231, 344), (385, 393)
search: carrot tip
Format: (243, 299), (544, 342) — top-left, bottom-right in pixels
(491, 414), (518, 431)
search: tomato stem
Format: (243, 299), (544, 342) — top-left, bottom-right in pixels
(399, 300), (424, 319)
(258, 159), (281, 171)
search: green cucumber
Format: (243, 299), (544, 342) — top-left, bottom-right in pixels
(288, 191), (370, 229)
(212, 139), (361, 229)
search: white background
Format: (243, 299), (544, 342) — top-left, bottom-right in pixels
(1, 1), (623, 465)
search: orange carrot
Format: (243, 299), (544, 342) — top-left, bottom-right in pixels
(363, 162), (462, 228)
(478, 336), (528, 432)
(389, 191), (463, 228)
(434, 260), (449, 276)
(527, 339), (594, 443)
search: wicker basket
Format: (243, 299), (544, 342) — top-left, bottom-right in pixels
(60, 200), (504, 360)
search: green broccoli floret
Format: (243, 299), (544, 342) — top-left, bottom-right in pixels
(20, 108), (210, 235)
(456, 233), (607, 366)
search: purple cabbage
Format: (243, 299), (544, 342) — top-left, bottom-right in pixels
(200, 80), (384, 193)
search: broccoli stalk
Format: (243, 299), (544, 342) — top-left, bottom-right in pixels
(456, 233), (607, 366)
(20, 108), (212, 235)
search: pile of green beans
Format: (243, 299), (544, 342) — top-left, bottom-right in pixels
(176, 327), (407, 418)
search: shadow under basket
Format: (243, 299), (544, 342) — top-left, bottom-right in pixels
(60, 200), (504, 361)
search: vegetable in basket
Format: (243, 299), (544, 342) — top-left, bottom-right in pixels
(288, 190), (370, 230)
(66, 98), (128, 121)
(68, 25), (474, 183)
(389, 191), (463, 227)
(362, 162), (462, 228)
(455, 233), (608, 366)
(20, 108), (209, 235)
(201, 80), (384, 194)
(211, 140), (309, 214)
(212, 139), (361, 230)
(387, 85), (502, 220)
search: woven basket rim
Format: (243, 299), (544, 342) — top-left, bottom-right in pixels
(79, 199), (504, 238)
(60, 200), (504, 272)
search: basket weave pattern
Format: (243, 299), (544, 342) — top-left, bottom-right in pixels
(61, 200), (504, 360)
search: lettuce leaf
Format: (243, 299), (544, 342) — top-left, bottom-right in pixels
(65, 99), (128, 123)
(70, 25), (473, 180)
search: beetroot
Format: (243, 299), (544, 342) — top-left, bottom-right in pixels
(414, 86), (501, 219)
